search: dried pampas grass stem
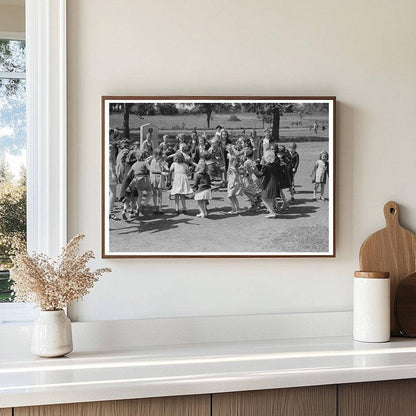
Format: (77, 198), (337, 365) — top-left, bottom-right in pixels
(10, 234), (111, 311)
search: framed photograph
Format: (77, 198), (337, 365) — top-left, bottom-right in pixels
(102, 96), (336, 258)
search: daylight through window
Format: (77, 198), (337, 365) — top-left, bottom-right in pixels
(0, 37), (26, 303)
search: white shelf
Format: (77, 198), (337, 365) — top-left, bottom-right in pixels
(2, 335), (416, 408)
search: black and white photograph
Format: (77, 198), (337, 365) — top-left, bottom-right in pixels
(102, 97), (335, 257)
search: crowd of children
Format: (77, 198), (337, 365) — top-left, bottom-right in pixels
(108, 127), (329, 221)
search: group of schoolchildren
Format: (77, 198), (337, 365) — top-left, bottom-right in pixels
(108, 126), (329, 221)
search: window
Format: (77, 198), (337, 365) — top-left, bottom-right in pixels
(0, 0), (67, 324)
(0, 34), (26, 307)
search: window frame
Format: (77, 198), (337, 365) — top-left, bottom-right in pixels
(0, 0), (67, 323)
(0, 31), (28, 320)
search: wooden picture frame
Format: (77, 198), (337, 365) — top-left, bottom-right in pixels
(102, 96), (336, 258)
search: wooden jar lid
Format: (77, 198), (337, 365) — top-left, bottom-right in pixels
(354, 271), (390, 279)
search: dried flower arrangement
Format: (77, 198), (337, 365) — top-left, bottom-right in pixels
(10, 234), (111, 311)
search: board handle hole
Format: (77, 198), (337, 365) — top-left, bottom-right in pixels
(390, 207), (396, 214)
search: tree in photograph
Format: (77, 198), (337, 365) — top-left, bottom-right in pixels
(122, 103), (158, 138)
(243, 103), (286, 141)
(122, 103), (133, 139)
(271, 105), (281, 141)
(156, 103), (179, 115)
(291, 103), (328, 125)
(198, 103), (215, 128)
(297, 105), (308, 123)
(135, 103), (156, 117)
(194, 103), (232, 128)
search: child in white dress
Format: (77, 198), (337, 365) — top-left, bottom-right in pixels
(170, 151), (193, 214)
(311, 150), (329, 201)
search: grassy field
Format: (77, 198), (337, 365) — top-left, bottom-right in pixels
(109, 111), (329, 141)
(108, 140), (331, 254)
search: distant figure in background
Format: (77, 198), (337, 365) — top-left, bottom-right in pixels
(313, 120), (319, 134)
(311, 150), (329, 201)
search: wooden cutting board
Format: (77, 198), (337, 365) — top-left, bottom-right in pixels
(359, 201), (416, 336)
(395, 273), (416, 337)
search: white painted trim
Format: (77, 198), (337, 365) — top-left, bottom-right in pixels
(0, 311), (353, 352)
(26, 0), (67, 257)
(0, 71), (25, 79)
(0, 0), (67, 324)
(0, 31), (25, 40)
(0, 303), (35, 323)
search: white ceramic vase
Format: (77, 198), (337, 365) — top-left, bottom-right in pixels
(31, 310), (73, 358)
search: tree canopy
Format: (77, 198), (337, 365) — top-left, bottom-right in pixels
(0, 40), (26, 156)
(0, 160), (26, 270)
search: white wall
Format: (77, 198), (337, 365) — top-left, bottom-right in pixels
(67, 0), (416, 322)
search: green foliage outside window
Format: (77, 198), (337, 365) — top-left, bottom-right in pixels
(0, 39), (26, 302)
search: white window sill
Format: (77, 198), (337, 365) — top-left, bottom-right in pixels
(0, 303), (35, 324)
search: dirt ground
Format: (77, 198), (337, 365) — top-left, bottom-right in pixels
(108, 141), (331, 254)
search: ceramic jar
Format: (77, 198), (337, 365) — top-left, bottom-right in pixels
(353, 271), (390, 343)
(31, 310), (73, 357)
